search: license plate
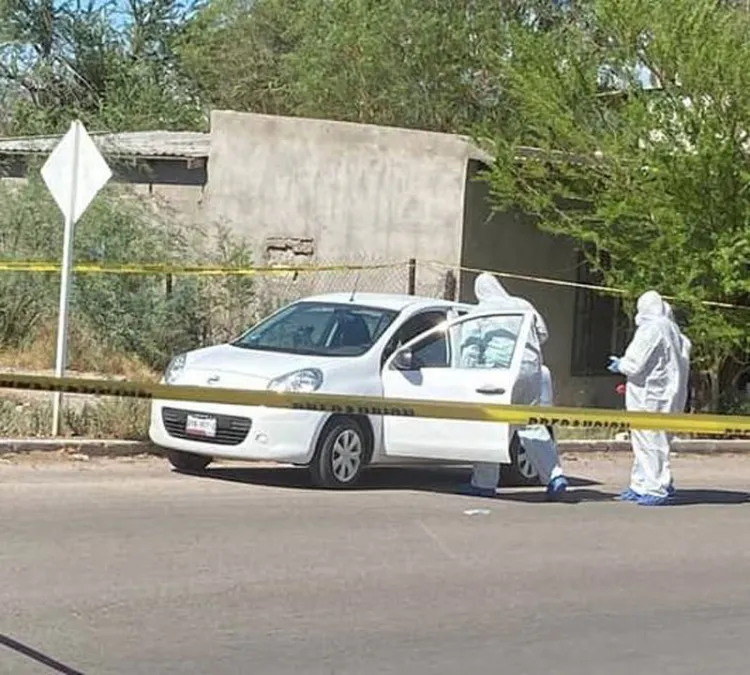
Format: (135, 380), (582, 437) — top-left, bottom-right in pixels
(185, 414), (217, 438)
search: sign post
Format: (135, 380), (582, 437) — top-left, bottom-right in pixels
(41, 120), (112, 436)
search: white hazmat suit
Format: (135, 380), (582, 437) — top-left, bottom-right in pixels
(664, 301), (692, 413)
(658, 300), (693, 497)
(611, 291), (687, 504)
(465, 273), (566, 497)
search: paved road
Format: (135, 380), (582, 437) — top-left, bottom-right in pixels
(2, 453), (750, 675)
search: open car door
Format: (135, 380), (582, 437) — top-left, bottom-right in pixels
(380, 309), (539, 463)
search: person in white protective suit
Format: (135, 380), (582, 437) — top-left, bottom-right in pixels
(460, 273), (569, 500)
(607, 291), (688, 506)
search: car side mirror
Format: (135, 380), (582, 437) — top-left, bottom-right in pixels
(392, 348), (417, 371)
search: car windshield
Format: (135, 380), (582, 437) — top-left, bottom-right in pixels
(233, 301), (400, 357)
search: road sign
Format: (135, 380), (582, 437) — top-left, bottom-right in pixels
(41, 120), (112, 436)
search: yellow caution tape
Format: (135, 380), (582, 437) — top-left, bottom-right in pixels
(3, 257), (747, 312)
(426, 260), (750, 311)
(0, 261), (405, 276)
(1, 373), (748, 438)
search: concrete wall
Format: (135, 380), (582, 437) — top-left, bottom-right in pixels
(103, 159), (206, 231)
(459, 160), (619, 409)
(203, 111), (473, 296)
(128, 183), (205, 231)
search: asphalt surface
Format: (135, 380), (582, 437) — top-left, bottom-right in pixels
(2, 452), (750, 675)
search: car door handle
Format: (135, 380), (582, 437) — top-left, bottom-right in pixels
(475, 386), (506, 395)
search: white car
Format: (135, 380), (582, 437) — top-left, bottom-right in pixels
(149, 293), (545, 488)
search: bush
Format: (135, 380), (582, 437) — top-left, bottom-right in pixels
(0, 173), (256, 374)
(0, 397), (150, 439)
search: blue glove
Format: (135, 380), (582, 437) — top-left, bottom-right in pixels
(607, 356), (621, 374)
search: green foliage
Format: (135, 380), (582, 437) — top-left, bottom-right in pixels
(174, 0), (301, 116)
(0, 0), (204, 134)
(281, 0), (511, 132)
(177, 0), (528, 133)
(0, 174), (255, 370)
(482, 0), (750, 407)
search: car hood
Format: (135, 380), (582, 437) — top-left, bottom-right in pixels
(177, 343), (349, 388)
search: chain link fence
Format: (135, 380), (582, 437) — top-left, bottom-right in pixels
(4, 257), (748, 414)
(0, 257), (462, 377)
(3, 255), (749, 439)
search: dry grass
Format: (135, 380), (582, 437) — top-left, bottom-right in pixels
(0, 321), (159, 381)
(0, 397), (150, 439)
(555, 427), (620, 441)
(0, 322), (157, 439)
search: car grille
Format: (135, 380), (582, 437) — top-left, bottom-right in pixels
(161, 407), (252, 446)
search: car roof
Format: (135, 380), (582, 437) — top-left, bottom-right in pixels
(299, 292), (468, 312)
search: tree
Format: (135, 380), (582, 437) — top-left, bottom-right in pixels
(280, 0), (514, 132)
(177, 0), (572, 133)
(174, 0), (302, 116)
(0, 0), (203, 134)
(483, 0), (750, 411)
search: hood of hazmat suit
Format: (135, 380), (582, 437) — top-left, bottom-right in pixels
(473, 273), (549, 344)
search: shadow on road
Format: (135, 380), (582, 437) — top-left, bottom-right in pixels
(498, 488), (749, 506)
(176, 465), (600, 495)
(176, 467), (749, 505)
(497, 488), (618, 504)
(0, 633), (86, 675)
(670, 489), (749, 506)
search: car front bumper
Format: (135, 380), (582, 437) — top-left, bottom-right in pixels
(148, 399), (326, 464)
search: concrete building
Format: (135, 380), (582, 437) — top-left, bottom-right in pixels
(0, 130), (209, 228)
(0, 113), (624, 406)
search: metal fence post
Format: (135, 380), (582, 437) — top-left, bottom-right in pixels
(407, 258), (416, 295)
(443, 269), (456, 300)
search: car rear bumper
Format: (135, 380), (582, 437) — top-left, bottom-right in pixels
(148, 399), (325, 463)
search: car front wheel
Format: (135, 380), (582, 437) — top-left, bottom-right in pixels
(310, 418), (369, 489)
(166, 449), (213, 473)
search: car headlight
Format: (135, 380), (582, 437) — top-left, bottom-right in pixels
(164, 353), (187, 384)
(267, 368), (323, 393)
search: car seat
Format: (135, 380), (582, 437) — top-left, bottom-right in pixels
(333, 313), (371, 347)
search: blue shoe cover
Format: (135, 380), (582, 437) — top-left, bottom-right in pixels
(545, 476), (569, 501)
(637, 493), (672, 507)
(458, 483), (496, 498)
(617, 487), (642, 502)
(667, 483), (676, 497)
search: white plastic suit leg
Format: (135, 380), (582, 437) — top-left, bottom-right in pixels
(629, 446), (646, 494)
(629, 429), (672, 498)
(516, 365), (564, 485)
(517, 426), (564, 485)
(471, 462), (499, 490)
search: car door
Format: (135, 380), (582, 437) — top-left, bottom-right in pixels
(380, 310), (537, 463)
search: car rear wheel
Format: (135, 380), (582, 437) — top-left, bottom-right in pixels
(500, 432), (541, 486)
(310, 418), (369, 489)
(166, 449), (213, 473)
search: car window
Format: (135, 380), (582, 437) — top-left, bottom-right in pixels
(452, 314), (525, 369)
(393, 312), (527, 371)
(233, 301), (399, 357)
(411, 331), (450, 368)
(381, 310), (448, 365)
